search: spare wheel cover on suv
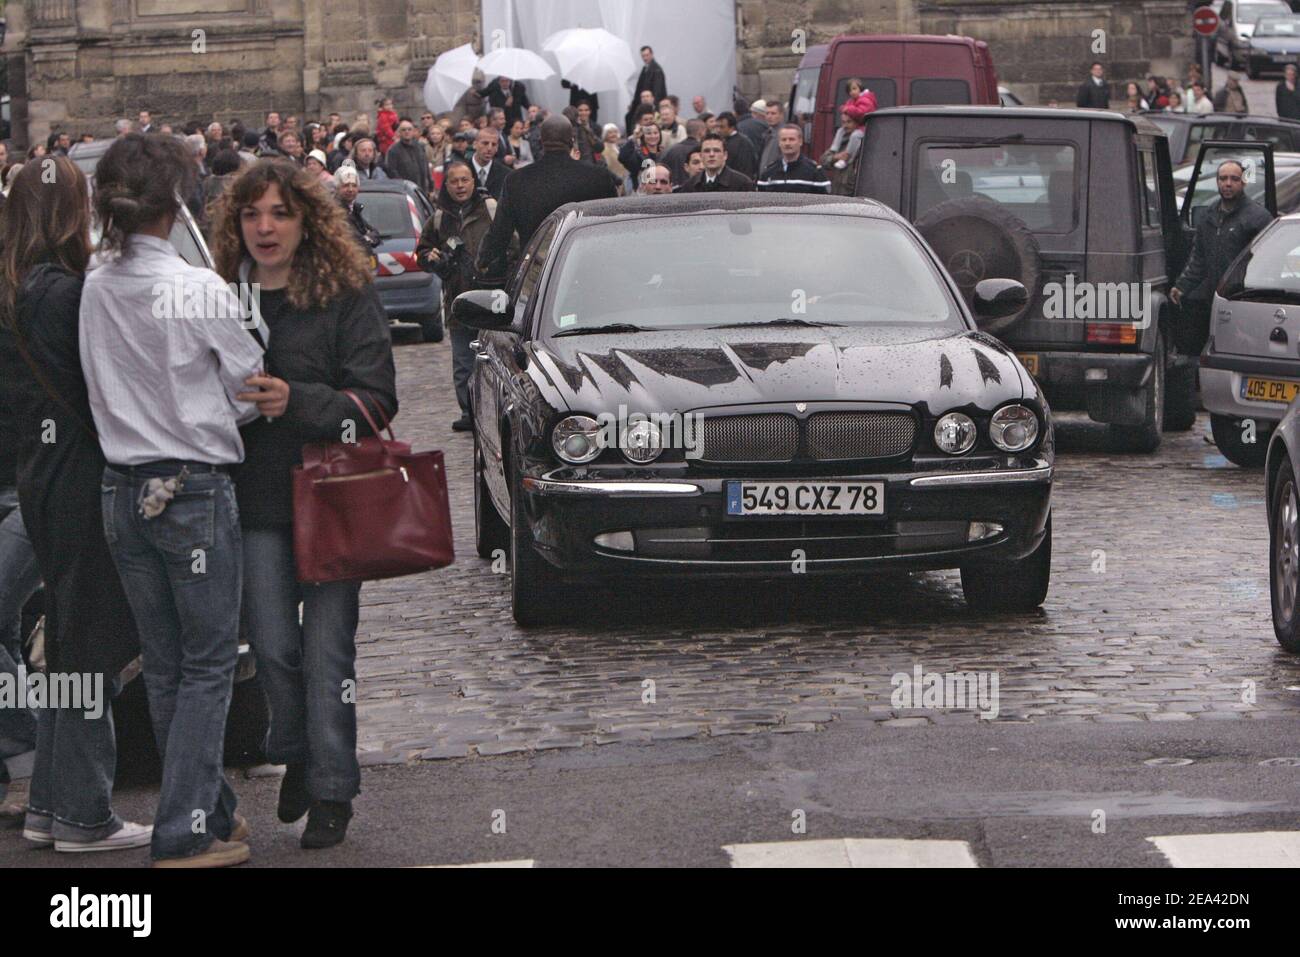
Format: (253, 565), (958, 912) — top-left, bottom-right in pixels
(914, 196), (1042, 336)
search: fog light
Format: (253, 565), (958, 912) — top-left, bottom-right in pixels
(968, 521), (1004, 542)
(594, 530), (635, 552)
(1085, 368), (1108, 381)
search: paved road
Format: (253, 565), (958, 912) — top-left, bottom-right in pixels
(5, 338), (1300, 869)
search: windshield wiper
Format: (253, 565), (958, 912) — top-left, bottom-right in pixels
(551, 323), (651, 337)
(709, 318), (845, 329)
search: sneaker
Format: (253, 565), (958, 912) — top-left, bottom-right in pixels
(55, 820), (152, 853)
(229, 813), (250, 843)
(21, 825), (53, 846)
(301, 800), (352, 849)
(278, 763), (310, 824)
(451, 416), (473, 432)
(152, 838), (250, 869)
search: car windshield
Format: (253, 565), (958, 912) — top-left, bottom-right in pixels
(543, 214), (961, 335)
(360, 192), (420, 238)
(1220, 221), (1300, 300)
(1255, 15), (1300, 35)
(1242, 3), (1288, 25)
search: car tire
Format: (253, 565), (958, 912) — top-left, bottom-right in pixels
(1210, 412), (1269, 467)
(420, 312), (445, 344)
(960, 513), (1052, 612)
(1272, 459), (1300, 653)
(474, 436), (510, 560)
(509, 462), (565, 627)
(1164, 362), (1198, 432)
(1108, 331), (1165, 453)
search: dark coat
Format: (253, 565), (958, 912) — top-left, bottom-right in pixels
(385, 139), (432, 194)
(477, 150), (619, 279)
(1076, 77), (1111, 109)
(342, 198), (382, 250)
(661, 137), (700, 186)
(634, 60), (668, 106)
(561, 80), (600, 125)
(723, 130), (761, 180)
(0, 264), (138, 676)
(1174, 196), (1274, 302)
(235, 283), (398, 527)
(757, 155), (832, 194)
(618, 139), (663, 187)
(417, 191), (502, 318)
(738, 114), (771, 154)
(485, 79), (531, 127)
(679, 167), (755, 192)
(471, 158), (510, 200)
(1278, 81), (1300, 120)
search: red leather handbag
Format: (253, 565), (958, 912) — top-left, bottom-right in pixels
(291, 391), (454, 583)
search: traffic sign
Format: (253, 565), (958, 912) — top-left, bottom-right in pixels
(1193, 5), (1219, 36)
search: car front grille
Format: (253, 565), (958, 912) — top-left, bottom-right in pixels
(698, 410), (915, 463)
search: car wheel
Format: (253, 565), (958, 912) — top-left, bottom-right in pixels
(1273, 460), (1300, 652)
(509, 461), (565, 626)
(1210, 413), (1269, 467)
(1108, 331), (1165, 453)
(960, 513), (1052, 612)
(474, 435), (509, 560)
(420, 312), (445, 343)
(1164, 362), (1198, 432)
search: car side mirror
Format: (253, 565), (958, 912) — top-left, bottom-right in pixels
(450, 289), (514, 331)
(972, 278), (1029, 323)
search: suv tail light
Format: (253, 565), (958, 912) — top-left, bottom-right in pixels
(1086, 322), (1137, 346)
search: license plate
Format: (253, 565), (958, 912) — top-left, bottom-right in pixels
(1241, 376), (1300, 404)
(725, 481), (884, 516)
(1017, 353), (1040, 377)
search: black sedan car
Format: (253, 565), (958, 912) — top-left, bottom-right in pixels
(454, 194), (1053, 625)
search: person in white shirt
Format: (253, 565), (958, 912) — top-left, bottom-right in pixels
(80, 133), (279, 869)
(1188, 81), (1214, 115)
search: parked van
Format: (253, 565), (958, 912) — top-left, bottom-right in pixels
(787, 34), (999, 158)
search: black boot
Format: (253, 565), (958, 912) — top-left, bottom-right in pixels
(301, 800), (352, 849)
(277, 763), (311, 824)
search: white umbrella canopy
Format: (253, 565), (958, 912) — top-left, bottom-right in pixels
(423, 42), (480, 113)
(542, 27), (638, 94)
(477, 46), (556, 82)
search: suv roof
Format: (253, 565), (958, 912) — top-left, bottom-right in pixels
(867, 104), (1167, 136)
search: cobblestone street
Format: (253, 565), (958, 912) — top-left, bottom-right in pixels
(348, 341), (1300, 767)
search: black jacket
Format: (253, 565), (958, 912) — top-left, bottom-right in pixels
(661, 137), (700, 186)
(485, 79), (531, 127)
(235, 283), (398, 527)
(417, 190), (502, 317)
(385, 139), (432, 194)
(738, 115), (770, 154)
(1175, 196), (1274, 302)
(1278, 81), (1300, 120)
(756, 155), (831, 194)
(723, 130), (760, 180)
(477, 150), (619, 279)
(0, 264), (138, 676)
(561, 80), (600, 125)
(1076, 77), (1111, 109)
(635, 60), (668, 106)
(341, 198), (382, 250)
(470, 157), (510, 200)
(680, 167), (755, 192)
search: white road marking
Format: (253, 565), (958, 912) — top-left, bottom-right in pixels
(723, 838), (978, 868)
(1149, 832), (1300, 868)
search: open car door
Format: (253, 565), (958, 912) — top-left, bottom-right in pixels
(1179, 140), (1277, 233)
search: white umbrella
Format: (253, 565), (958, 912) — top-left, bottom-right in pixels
(542, 28), (637, 94)
(477, 46), (556, 82)
(424, 42), (479, 113)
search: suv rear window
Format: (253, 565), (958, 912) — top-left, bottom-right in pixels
(914, 142), (1077, 233)
(910, 79), (972, 105)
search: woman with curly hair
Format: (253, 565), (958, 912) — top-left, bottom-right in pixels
(209, 159), (397, 850)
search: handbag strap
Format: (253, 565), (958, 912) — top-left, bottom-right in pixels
(343, 389), (395, 442)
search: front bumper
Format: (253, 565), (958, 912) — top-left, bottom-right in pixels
(516, 457), (1052, 577)
(1200, 350), (1300, 424)
(1250, 50), (1300, 73)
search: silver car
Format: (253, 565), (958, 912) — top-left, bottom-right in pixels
(1218, 0), (1294, 70)
(1202, 213), (1300, 466)
(1266, 400), (1300, 650)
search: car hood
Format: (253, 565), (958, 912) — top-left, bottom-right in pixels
(531, 326), (1027, 416)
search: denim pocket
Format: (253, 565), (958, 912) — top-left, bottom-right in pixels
(150, 488), (216, 557)
(100, 486), (117, 545)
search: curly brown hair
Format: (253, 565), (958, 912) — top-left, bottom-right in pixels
(209, 159), (372, 311)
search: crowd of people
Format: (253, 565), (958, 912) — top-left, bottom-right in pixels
(1074, 59), (1300, 118)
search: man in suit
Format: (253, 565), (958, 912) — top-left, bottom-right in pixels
(477, 115), (619, 281)
(485, 75), (531, 128)
(716, 112), (759, 181)
(470, 127), (510, 200)
(635, 47), (668, 109)
(679, 133), (755, 192)
(1075, 62), (1110, 109)
(661, 118), (706, 187)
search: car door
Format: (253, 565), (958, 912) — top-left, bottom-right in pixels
(1179, 140), (1277, 242)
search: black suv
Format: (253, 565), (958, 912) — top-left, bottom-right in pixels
(855, 105), (1278, 452)
(1143, 110), (1300, 164)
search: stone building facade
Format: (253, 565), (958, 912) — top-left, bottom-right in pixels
(4, 0), (1196, 148)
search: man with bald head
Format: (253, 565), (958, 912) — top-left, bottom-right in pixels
(477, 114), (618, 281)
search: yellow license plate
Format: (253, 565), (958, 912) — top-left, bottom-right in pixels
(1017, 353), (1040, 376)
(1241, 376), (1300, 404)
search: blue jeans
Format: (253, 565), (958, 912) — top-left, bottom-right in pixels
(0, 487), (40, 801)
(450, 323), (475, 418)
(242, 525), (361, 802)
(102, 462), (241, 859)
(25, 677), (122, 841)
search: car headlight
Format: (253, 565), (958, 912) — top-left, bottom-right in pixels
(621, 419), (662, 463)
(989, 404), (1039, 453)
(551, 415), (603, 464)
(934, 412), (977, 454)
